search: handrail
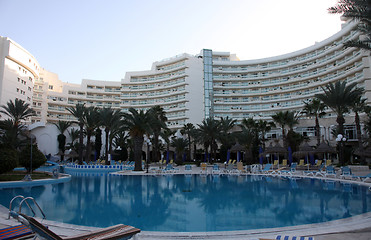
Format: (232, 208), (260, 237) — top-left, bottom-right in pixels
(18, 197), (46, 219)
(8, 195), (34, 219)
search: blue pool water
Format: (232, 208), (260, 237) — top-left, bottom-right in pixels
(0, 173), (370, 232)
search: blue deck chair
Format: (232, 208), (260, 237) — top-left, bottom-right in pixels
(212, 164), (221, 174)
(184, 164), (192, 174)
(352, 173), (371, 182)
(279, 162), (297, 176)
(325, 165), (336, 178)
(13, 212), (140, 240)
(276, 235), (314, 240)
(340, 166), (353, 179)
(259, 164), (272, 174)
(0, 224), (33, 240)
(304, 162), (325, 177)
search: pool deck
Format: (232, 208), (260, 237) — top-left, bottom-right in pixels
(1, 164), (371, 239)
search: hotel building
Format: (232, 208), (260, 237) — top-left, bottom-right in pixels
(0, 19), (370, 155)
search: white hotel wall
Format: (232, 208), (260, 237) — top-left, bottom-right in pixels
(0, 37), (40, 111)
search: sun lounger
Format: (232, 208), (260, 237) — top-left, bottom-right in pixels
(279, 163), (297, 176)
(324, 165), (336, 178)
(259, 164), (272, 174)
(281, 159), (288, 167)
(340, 166), (353, 179)
(236, 162), (246, 174)
(325, 160), (331, 166)
(272, 160), (279, 169)
(200, 163), (207, 174)
(212, 164), (221, 174)
(0, 224), (34, 240)
(304, 163), (325, 177)
(15, 212), (140, 240)
(352, 173), (371, 182)
(276, 235), (314, 240)
(184, 164), (192, 174)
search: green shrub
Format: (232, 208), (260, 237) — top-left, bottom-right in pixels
(0, 147), (18, 174)
(19, 144), (46, 173)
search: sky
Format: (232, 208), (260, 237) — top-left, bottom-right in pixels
(0, 0), (342, 84)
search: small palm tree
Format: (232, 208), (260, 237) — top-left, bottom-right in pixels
(171, 137), (189, 163)
(66, 103), (87, 164)
(148, 106), (168, 163)
(180, 123), (195, 161)
(84, 107), (101, 163)
(161, 128), (176, 161)
(122, 108), (151, 171)
(53, 120), (72, 162)
(350, 96), (368, 163)
(272, 111), (299, 148)
(99, 107), (122, 162)
(0, 99), (35, 149)
(197, 118), (220, 162)
(218, 117), (237, 162)
(315, 81), (364, 135)
(302, 99), (327, 146)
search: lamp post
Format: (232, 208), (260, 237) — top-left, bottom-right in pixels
(336, 134), (347, 165)
(144, 136), (151, 173)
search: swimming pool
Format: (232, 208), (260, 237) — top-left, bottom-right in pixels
(1, 173), (370, 232)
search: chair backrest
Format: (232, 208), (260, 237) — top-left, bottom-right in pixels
(201, 162), (207, 170)
(273, 160), (279, 166)
(299, 159), (304, 166)
(326, 165), (335, 173)
(342, 166), (351, 174)
(326, 160), (331, 166)
(213, 164), (219, 170)
(290, 163), (297, 171)
(263, 164), (272, 171)
(316, 160), (323, 166)
(185, 165), (192, 171)
(237, 162), (244, 170)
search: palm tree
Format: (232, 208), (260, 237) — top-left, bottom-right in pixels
(161, 128), (176, 162)
(218, 117), (236, 162)
(83, 107), (101, 163)
(272, 111), (299, 148)
(122, 108), (151, 171)
(99, 107), (122, 162)
(197, 118), (220, 162)
(67, 128), (80, 151)
(0, 99), (35, 128)
(180, 123), (195, 161)
(171, 137), (189, 163)
(148, 106), (168, 163)
(53, 120), (72, 162)
(329, 0), (371, 50)
(315, 81), (364, 135)
(302, 99), (327, 146)
(256, 119), (274, 149)
(67, 103), (87, 164)
(350, 96), (368, 163)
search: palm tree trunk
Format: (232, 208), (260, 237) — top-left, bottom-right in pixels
(188, 135), (191, 161)
(153, 133), (159, 163)
(78, 123), (84, 165)
(105, 128), (109, 162)
(337, 115), (345, 134)
(133, 136), (144, 171)
(315, 116), (321, 146)
(86, 131), (92, 163)
(355, 112), (365, 164)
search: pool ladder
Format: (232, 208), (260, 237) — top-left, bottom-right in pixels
(8, 195), (46, 219)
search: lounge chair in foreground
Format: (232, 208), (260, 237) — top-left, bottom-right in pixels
(0, 224), (34, 240)
(340, 166), (353, 179)
(259, 164), (272, 174)
(200, 162), (207, 174)
(324, 165), (336, 178)
(212, 164), (221, 174)
(352, 173), (371, 182)
(14, 212), (140, 240)
(276, 235), (314, 240)
(279, 163), (297, 176)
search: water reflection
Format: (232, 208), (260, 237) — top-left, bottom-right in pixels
(0, 173), (370, 232)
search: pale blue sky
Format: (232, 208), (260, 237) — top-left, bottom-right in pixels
(0, 0), (341, 84)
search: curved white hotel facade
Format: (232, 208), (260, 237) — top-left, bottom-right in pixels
(0, 19), (370, 155)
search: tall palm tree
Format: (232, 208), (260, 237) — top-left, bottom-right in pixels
(315, 81), (364, 135)
(329, 0), (371, 50)
(148, 106), (168, 163)
(197, 118), (220, 162)
(271, 111), (299, 148)
(99, 107), (122, 162)
(67, 103), (87, 164)
(67, 128), (80, 151)
(53, 120), (72, 162)
(256, 119), (274, 150)
(122, 108), (151, 171)
(302, 99), (327, 146)
(180, 123), (195, 161)
(83, 107), (101, 163)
